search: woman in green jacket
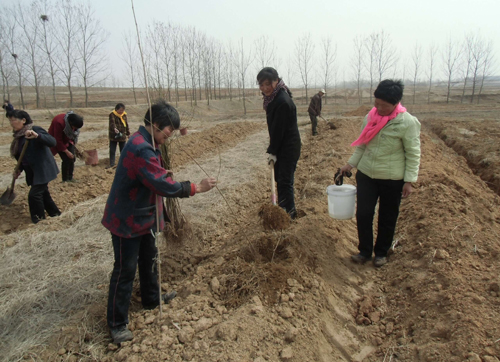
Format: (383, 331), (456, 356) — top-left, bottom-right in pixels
(341, 79), (421, 267)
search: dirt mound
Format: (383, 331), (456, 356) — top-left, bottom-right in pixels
(343, 105), (371, 117)
(258, 203), (290, 230)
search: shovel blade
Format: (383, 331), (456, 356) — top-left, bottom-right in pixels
(0, 187), (16, 205)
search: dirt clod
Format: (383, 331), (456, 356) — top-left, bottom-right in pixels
(258, 204), (290, 230)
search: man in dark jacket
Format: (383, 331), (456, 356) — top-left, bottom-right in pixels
(48, 112), (84, 182)
(307, 89), (325, 136)
(102, 100), (217, 344)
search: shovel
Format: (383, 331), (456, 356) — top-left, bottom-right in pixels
(270, 160), (277, 205)
(1, 140), (29, 205)
(319, 116), (337, 130)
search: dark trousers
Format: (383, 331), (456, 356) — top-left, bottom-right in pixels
(275, 148), (300, 219)
(107, 233), (161, 329)
(109, 140), (125, 166)
(355, 171), (404, 258)
(28, 183), (60, 223)
(309, 113), (318, 135)
(58, 144), (75, 181)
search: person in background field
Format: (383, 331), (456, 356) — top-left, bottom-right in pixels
(48, 111), (84, 182)
(308, 89), (325, 136)
(107, 103), (130, 169)
(257, 67), (301, 219)
(102, 100), (217, 344)
(3, 99), (14, 117)
(340, 79), (421, 268)
(9, 110), (61, 223)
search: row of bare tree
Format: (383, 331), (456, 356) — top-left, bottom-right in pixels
(0, 0), (107, 108)
(0, 1), (496, 110)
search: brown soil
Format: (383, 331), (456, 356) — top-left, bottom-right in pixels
(258, 203), (291, 230)
(343, 105), (372, 117)
(2, 99), (500, 362)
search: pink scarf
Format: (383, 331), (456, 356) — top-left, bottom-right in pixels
(351, 103), (406, 146)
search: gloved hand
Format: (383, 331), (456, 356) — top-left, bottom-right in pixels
(267, 154), (277, 165)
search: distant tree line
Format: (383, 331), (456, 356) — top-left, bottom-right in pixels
(0, 1), (496, 110)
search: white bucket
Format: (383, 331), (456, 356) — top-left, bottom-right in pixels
(326, 184), (356, 220)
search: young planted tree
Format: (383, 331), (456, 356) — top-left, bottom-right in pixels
(364, 32), (378, 103)
(351, 35), (364, 104)
(468, 33), (492, 103)
(39, 5), (59, 107)
(321, 36), (337, 105)
(411, 42), (423, 104)
(477, 43), (495, 104)
(295, 33), (315, 102)
(376, 30), (395, 82)
(460, 33), (474, 104)
(75, 2), (108, 107)
(0, 18), (14, 102)
(122, 31), (139, 104)
(225, 41), (235, 101)
(442, 37), (461, 103)
(4, 11), (25, 108)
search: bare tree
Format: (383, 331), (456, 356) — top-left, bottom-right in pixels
(295, 33), (315, 102)
(376, 30), (396, 82)
(426, 44), (438, 104)
(0, 17), (14, 103)
(225, 41), (235, 101)
(411, 42), (423, 104)
(477, 43), (495, 104)
(468, 32), (492, 103)
(284, 56), (294, 90)
(38, 0), (59, 107)
(4, 10), (25, 108)
(234, 38), (253, 114)
(321, 36), (337, 105)
(185, 27), (198, 105)
(460, 33), (474, 104)
(55, 0), (80, 107)
(254, 35), (277, 70)
(75, 2), (108, 107)
(351, 35), (364, 104)
(364, 32), (378, 103)
(122, 31), (139, 104)
(442, 37), (461, 103)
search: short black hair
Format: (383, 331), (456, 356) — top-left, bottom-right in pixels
(144, 100), (180, 130)
(374, 79), (404, 105)
(8, 109), (33, 124)
(67, 113), (84, 129)
(257, 67), (280, 84)
(115, 103), (125, 111)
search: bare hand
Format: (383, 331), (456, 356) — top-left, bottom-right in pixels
(25, 130), (38, 139)
(402, 182), (412, 198)
(64, 149), (75, 160)
(114, 128), (119, 133)
(340, 164), (353, 175)
(196, 177), (217, 193)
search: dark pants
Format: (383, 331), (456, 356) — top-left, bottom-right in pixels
(109, 140), (125, 166)
(275, 147), (300, 219)
(28, 183), (60, 223)
(58, 144), (75, 181)
(107, 233), (161, 329)
(355, 171), (404, 258)
(309, 113), (318, 135)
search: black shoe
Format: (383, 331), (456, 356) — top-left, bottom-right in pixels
(110, 325), (133, 344)
(373, 256), (388, 268)
(351, 253), (372, 264)
(162, 291), (177, 304)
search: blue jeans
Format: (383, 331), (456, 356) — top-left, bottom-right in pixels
(107, 233), (160, 328)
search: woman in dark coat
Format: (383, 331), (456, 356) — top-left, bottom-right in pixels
(107, 103), (130, 168)
(257, 67), (301, 219)
(9, 110), (61, 223)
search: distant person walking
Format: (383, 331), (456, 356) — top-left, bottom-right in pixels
(3, 99), (14, 117)
(102, 100), (217, 344)
(308, 89), (325, 136)
(48, 111), (84, 182)
(257, 67), (301, 219)
(9, 110), (61, 223)
(107, 103), (130, 169)
(340, 80), (421, 267)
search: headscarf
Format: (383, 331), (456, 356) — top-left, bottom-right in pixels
(262, 79), (292, 111)
(10, 124), (33, 157)
(112, 109), (127, 127)
(351, 103), (407, 146)
(64, 111), (80, 144)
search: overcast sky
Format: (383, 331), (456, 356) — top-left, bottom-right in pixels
(6, 0), (500, 86)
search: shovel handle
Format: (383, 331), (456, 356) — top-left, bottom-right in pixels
(10, 140), (30, 190)
(270, 160), (277, 205)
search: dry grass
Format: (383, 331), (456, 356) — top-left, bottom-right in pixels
(0, 196), (111, 362)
